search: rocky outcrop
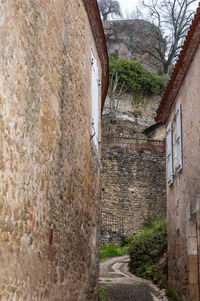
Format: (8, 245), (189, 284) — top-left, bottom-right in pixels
(103, 19), (164, 73)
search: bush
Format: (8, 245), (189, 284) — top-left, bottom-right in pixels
(109, 55), (167, 96)
(129, 219), (167, 287)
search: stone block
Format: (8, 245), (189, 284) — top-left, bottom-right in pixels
(189, 284), (199, 301)
(189, 270), (198, 284)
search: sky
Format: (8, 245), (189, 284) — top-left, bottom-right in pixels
(118, 0), (139, 17)
(117, 0), (199, 18)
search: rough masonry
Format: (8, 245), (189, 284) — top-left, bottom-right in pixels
(0, 1), (108, 300)
(101, 146), (166, 240)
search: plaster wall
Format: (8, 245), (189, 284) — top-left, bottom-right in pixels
(167, 44), (200, 301)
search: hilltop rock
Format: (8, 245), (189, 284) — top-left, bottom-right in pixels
(103, 19), (164, 73)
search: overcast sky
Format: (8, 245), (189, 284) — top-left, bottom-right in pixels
(118, 0), (139, 16)
(117, 0), (199, 18)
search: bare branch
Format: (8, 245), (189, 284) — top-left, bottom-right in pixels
(137, 0), (198, 73)
(98, 0), (123, 20)
(107, 71), (130, 121)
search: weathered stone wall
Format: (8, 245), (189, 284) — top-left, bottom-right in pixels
(101, 230), (123, 246)
(101, 147), (166, 237)
(0, 1), (102, 300)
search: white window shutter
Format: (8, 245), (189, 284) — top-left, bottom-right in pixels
(166, 122), (173, 186)
(91, 54), (99, 150)
(175, 104), (182, 172)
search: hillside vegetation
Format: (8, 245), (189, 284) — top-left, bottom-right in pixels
(109, 54), (167, 97)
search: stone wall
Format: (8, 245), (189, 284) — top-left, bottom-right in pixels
(101, 146), (166, 237)
(101, 211), (124, 246)
(103, 93), (162, 130)
(101, 230), (123, 246)
(0, 1), (102, 300)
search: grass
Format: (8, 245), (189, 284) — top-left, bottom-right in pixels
(98, 285), (109, 301)
(133, 109), (142, 118)
(166, 289), (181, 301)
(100, 245), (129, 260)
(109, 139), (149, 147)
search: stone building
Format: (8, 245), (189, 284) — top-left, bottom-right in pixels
(156, 5), (200, 301)
(0, 1), (108, 300)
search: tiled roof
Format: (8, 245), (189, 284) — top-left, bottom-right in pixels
(83, 0), (109, 110)
(155, 4), (200, 123)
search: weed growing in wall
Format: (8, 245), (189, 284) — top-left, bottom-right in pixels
(133, 109), (142, 118)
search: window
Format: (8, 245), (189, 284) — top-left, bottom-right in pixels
(91, 53), (99, 150)
(166, 103), (182, 186)
(175, 104), (182, 172)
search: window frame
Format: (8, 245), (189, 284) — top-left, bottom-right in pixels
(91, 52), (99, 151)
(166, 103), (182, 186)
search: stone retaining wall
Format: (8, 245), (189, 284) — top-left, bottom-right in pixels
(101, 147), (166, 237)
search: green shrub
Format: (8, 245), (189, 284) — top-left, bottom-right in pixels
(109, 55), (167, 96)
(129, 219), (167, 286)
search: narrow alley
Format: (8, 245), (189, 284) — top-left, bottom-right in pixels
(1, 0), (200, 300)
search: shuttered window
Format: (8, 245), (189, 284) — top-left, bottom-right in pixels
(166, 122), (173, 186)
(91, 53), (99, 150)
(175, 104), (182, 172)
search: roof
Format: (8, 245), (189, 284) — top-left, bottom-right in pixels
(155, 4), (200, 123)
(82, 0), (109, 111)
(143, 122), (164, 135)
